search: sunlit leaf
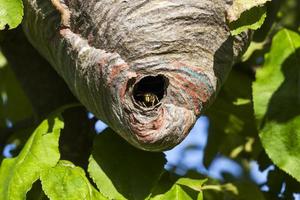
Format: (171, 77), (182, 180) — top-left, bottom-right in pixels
(88, 129), (166, 200)
(0, 0), (23, 30)
(227, 0), (270, 22)
(241, 41), (266, 62)
(150, 185), (196, 200)
(150, 176), (205, 200)
(253, 29), (300, 182)
(176, 178), (207, 192)
(227, 0), (270, 35)
(0, 115), (63, 200)
(229, 6), (267, 36)
(41, 160), (106, 200)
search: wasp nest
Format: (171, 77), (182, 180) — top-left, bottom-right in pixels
(22, 0), (251, 151)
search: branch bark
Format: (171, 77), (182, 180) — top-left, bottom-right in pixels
(21, 0), (251, 151)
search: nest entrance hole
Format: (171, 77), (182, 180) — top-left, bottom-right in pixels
(133, 75), (167, 108)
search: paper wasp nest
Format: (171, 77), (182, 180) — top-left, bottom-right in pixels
(22, 0), (250, 151)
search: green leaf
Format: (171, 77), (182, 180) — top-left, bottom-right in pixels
(150, 176), (204, 200)
(41, 160), (106, 200)
(204, 68), (258, 167)
(226, 0), (271, 35)
(88, 129), (166, 200)
(227, 0), (270, 22)
(253, 29), (300, 182)
(0, 51), (6, 67)
(241, 41), (266, 62)
(229, 6), (267, 36)
(0, 0), (23, 30)
(176, 178), (207, 192)
(150, 185), (195, 200)
(0, 52), (33, 128)
(0, 115), (64, 200)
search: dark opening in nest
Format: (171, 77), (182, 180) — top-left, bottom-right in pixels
(133, 75), (167, 107)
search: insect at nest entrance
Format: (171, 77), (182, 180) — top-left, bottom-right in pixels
(133, 75), (167, 108)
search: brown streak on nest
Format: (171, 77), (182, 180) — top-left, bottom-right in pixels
(51, 0), (71, 28)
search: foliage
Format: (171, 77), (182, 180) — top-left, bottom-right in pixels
(0, 53), (33, 129)
(88, 129), (166, 200)
(0, 115), (63, 200)
(41, 160), (106, 200)
(227, 0), (270, 35)
(204, 68), (258, 167)
(253, 29), (300, 181)
(0, 0), (300, 200)
(227, 0), (271, 22)
(0, 0), (23, 30)
(229, 6), (267, 36)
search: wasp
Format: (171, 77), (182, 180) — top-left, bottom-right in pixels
(136, 92), (159, 107)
